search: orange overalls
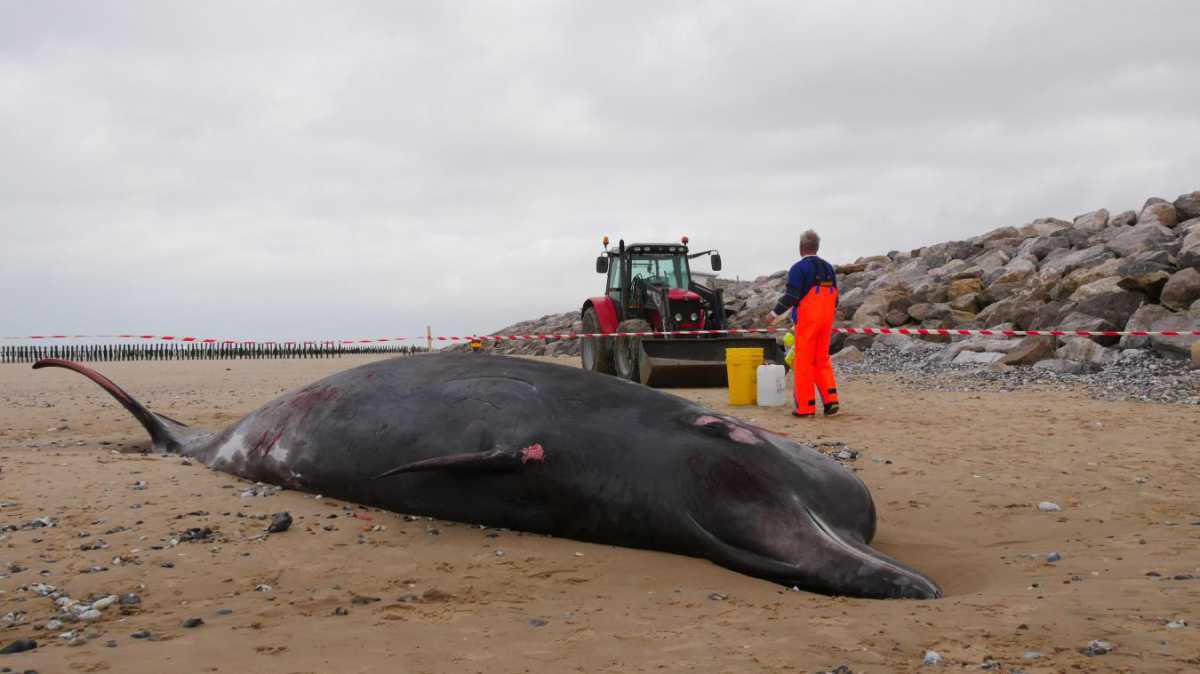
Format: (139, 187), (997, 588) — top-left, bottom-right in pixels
(793, 273), (839, 416)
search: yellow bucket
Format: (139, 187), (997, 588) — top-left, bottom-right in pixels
(725, 347), (764, 405)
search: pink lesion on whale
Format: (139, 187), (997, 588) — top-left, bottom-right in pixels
(693, 415), (763, 445)
(521, 444), (545, 463)
(251, 429), (284, 459)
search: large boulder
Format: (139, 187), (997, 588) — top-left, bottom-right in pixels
(909, 279), (949, 304)
(987, 256), (1037, 286)
(968, 249), (1011, 277)
(1021, 218), (1072, 237)
(1029, 300), (1071, 329)
(948, 277), (984, 300)
(1175, 191), (1200, 221)
(1072, 209), (1109, 234)
(974, 293), (1039, 329)
(1057, 337), (1117, 367)
(1149, 312), (1200, 359)
(1107, 210), (1137, 227)
(1119, 303), (1174, 349)
(1052, 258), (1122, 300)
(1016, 234), (1070, 261)
(837, 287), (867, 320)
(1001, 336), (1057, 366)
(1058, 311), (1119, 345)
(1160, 267), (1200, 310)
(974, 225), (1024, 245)
(852, 288), (912, 326)
(907, 302), (952, 323)
(1039, 245), (1113, 280)
(1138, 199), (1178, 227)
(1068, 277), (1144, 327)
(949, 292), (981, 313)
(1105, 223), (1174, 258)
(1178, 218), (1200, 269)
(1116, 255), (1173, 300)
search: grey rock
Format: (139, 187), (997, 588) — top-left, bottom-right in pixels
(1120, 304), (1174, 349)
(266, 512), (293, 534)
(1002, 336), (1057, 366)
(1058, 338), (1114, 366)
(830, 346), (864, 364)
(952, 351), (1006, 366)
(1038, 501), (1062, 512)
(1176, 191), (1200, 220)
(1108, 210), (1137, 227)
(1150, 313), (1200, 359)
(1139, 200), (1178, 227)
(1080, 639), (1112, 656)
(1034, 358), (1090, 374)
(1161, 268), (1200, 310)
(1106, 223), (1174, 258)
(1180, 218), (1200, 269)
(1039, 245), (1113, 279)
(1069, 277), (1144, 328)
(1073, 208), (1109, 233)
(1016, 234), (1070, 260)
(922, 650), (944, 666)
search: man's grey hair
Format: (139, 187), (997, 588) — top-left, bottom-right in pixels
(800, 229), (820, 254)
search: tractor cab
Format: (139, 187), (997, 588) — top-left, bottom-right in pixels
(595, 240), (721, 333)
(583, 237), (781, 387)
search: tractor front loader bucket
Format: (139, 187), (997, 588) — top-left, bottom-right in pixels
(637, 336), (783, 388)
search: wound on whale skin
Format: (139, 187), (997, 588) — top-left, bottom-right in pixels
(375, 444), (545, 479)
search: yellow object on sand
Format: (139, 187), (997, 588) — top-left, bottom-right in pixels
(725, 347), (764, 405)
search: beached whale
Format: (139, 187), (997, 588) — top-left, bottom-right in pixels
(34, 353), (941, 599)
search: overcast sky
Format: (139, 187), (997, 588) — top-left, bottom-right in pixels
(3, 1), (1199, 341)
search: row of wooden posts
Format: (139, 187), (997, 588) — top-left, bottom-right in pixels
(0, 342), (430, 364)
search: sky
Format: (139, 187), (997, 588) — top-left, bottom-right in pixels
(3, 1), (1199, 341)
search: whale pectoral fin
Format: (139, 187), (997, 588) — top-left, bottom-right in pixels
(374, 444), (544, 480)
(686, 512), (942, 600)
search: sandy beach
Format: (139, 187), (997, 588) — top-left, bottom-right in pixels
(1, 354), (1197, 673)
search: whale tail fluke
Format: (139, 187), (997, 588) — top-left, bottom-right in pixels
(32, 359), (202, 453)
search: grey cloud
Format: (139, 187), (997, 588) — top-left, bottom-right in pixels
(2, 1), (1199, 340)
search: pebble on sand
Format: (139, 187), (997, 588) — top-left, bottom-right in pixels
(1038, 502), (1062, 512)
(0, 638), (37, 654)
(181, 617), (203, 628)
(266, 511), (293, 533)
(922, 650), (943, 665)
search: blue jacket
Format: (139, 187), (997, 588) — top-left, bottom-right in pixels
(773, 256), (838, 319)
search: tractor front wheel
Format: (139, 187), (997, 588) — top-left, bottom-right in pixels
(614, 319), (652, 382)
(580, 308), (616, 375)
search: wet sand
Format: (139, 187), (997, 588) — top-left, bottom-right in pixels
(1, 355), (1197, 673)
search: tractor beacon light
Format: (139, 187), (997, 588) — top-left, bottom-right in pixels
(681, 236), (689, 245)
(603, 236), (609, 247)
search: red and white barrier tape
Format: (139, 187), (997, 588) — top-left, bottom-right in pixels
(4, 326), (1199, 344)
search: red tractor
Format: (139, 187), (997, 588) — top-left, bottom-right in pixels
(580, 237), (783, 387)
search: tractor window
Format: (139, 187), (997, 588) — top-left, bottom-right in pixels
(629, 255), (690, 289)
(606, 261), (621, 303)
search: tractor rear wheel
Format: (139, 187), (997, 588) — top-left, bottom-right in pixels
(580, 307), (616, 375)
(614, 319), (652, 382)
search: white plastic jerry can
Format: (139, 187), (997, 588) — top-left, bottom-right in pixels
(756, 364), (787, 407)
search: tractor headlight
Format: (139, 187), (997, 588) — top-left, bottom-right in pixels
(690, 312), (698, 321)
(674, 313), (682, 322)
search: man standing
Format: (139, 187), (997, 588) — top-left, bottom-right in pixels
(771, 230), (839, 418)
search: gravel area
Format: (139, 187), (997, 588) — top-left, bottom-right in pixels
(837, 340), (1200, 405)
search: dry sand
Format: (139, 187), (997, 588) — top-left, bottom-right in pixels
(1, 354), (1198, 673)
